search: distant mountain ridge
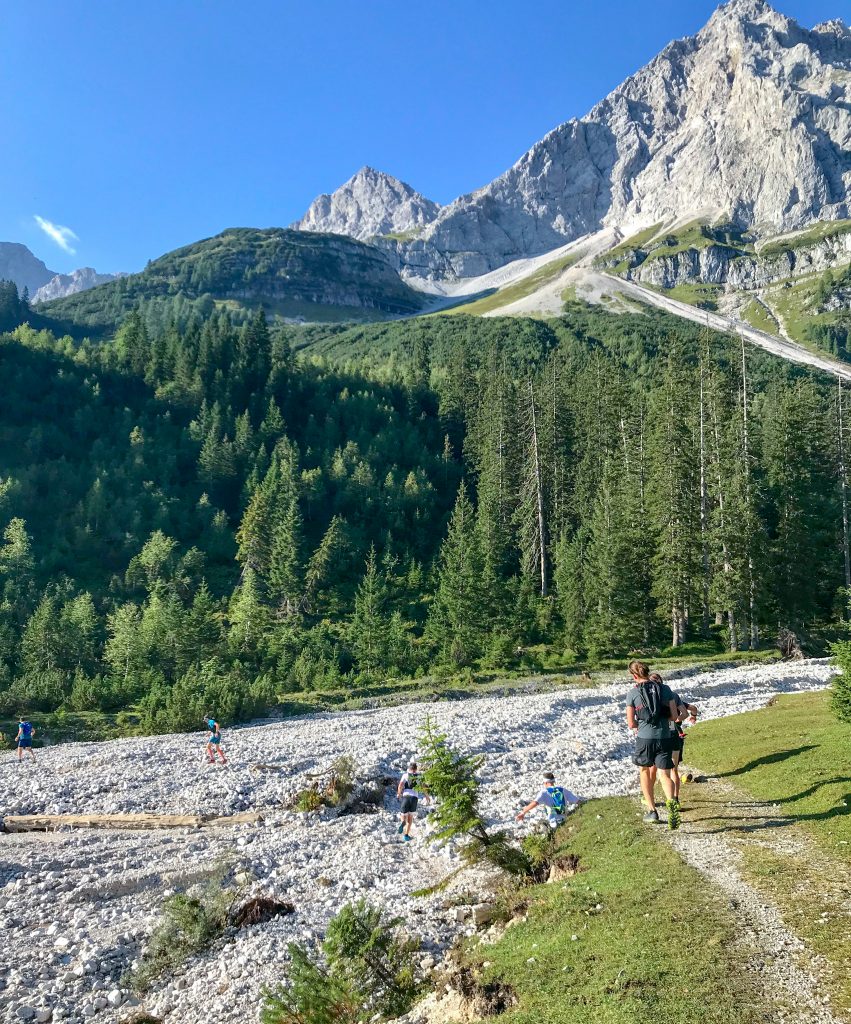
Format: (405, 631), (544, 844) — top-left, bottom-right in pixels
(33, 267), (126, 303)
(298, 0), (851, 281)
(0, 242), (56, 296)
(0, 241), (121, 302)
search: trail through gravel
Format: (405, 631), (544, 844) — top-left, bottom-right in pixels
(667, 775), (848, 1024)
(0, 660), (836, 1024)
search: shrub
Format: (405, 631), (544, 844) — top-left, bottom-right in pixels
(261, 900), (419, 1024)
(291, 757), (357, 812)
(327, 755), (356, 805)
(131, 870), (234, 990)
(292, 787), (324, 813)
(830, 639), (851, 723)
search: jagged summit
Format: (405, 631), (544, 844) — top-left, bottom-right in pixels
(294, 166), (440, 241)
(812, 18), (850, 38)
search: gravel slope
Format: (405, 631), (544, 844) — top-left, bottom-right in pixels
(0, 659), (836, 1024)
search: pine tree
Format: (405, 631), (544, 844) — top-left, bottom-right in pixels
(427, 482), (483, 667)
(647, 346), (699, 647)
(517, 378), (549, 597)
(350, 547), (389, 675)
(104, 603), (144, 684)
(228, 567), (268, 656)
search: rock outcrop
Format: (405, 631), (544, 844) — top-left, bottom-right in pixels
(293, 166), (440, 241)
(32, 267), (125, 304)
(614, 228), (851, 290)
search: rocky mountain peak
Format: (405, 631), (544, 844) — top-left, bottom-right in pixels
(294, 167), (440, 241)
(32, 267), (126, 304)
(812, 18), (850, 39)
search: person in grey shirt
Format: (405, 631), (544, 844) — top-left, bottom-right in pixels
(625, 661), (680, 827)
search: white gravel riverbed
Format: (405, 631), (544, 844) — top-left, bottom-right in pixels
(0, 659), (836, 1024)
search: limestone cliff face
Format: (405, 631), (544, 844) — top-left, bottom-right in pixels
(621, 230), (851, 290)
(299, 1), (851, 282)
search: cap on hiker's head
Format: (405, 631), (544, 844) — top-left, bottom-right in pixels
(543, 771), (555, 782)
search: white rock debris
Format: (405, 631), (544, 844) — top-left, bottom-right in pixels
(0, 658), (835, 1024)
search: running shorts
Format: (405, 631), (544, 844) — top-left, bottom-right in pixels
(633, 735), (674, 769)
(400, 795), (418, 814)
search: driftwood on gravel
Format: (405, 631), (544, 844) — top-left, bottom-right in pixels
(2, 811), (263, 833)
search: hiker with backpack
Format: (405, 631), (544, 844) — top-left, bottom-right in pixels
(205, 715), (227, 765)
(515, 771), (583, 826)
(625, 661), (680, 828)
(15, 718), (36, 762)
(396, 761), (431, 842)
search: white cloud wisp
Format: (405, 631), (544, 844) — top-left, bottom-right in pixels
(34, 215), (78, 255)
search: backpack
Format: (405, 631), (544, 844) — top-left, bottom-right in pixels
(638, 680), (669, 727)
(20, 722), (32, 738)
(404, 772), (419, 792)
(547, 786), (566, 815)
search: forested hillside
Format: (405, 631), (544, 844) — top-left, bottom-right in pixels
(1, 296), (848, 733)
(37, 228), (424, 337)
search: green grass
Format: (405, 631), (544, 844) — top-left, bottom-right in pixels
(379, 228), (424, 242)
(739, 298), (779, 335)
(685, 689), (851, 857)
(463, 799), (766, 1024)
(682, 690), (851, 1012)
(663, 282), (723, 310)
(595, 223), (664, 265)
(437, 251), (580, 317)
(758, 219), (851, 258)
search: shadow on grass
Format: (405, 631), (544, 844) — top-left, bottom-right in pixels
(774, 777), (851, 805)
(716, 745), (818, 778)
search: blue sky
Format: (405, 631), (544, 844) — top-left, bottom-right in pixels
(1, 0), (842, 274)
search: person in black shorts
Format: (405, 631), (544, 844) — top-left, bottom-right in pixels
(665, 682), (698, 802)
(396, 761), (431, 842)
(625, 661), (680, 827)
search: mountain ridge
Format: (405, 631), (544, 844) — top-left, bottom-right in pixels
(298, 0), (851, 282)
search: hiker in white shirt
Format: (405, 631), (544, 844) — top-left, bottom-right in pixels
(516, 771), (583, 826)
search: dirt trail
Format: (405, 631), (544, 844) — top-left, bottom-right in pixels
(664, 774), (849, 1024)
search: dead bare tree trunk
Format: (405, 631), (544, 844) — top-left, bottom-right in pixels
(741, 336), (759, 649)
(839, 378), (851, 614)
(699, 359), (711, 638)
(528, 378), (548, 598)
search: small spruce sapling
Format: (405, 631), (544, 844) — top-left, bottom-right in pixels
(418, 715), (531, 876)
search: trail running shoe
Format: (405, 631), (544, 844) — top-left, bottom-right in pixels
(666, 798), (681, 831)
(403, 834), (413, 842)
(397, 824), (405, 834)
(643, 809), (660, 824)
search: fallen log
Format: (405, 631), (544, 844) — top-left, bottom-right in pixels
(2, 811), (263, 833)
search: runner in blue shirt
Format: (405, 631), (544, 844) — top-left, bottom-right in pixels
(15, 718), (36, 762)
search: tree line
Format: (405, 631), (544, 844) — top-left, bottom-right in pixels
(0, 295), (848, 731)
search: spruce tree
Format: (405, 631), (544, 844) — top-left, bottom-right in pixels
(350, 547), (389, 675)
(427, 482), (483, 667)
